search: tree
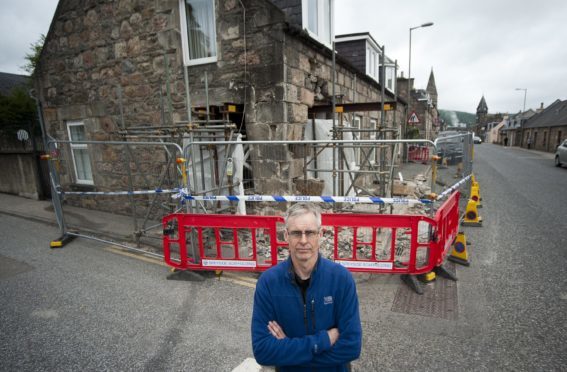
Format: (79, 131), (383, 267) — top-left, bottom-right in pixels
(21, 34), (46, 75)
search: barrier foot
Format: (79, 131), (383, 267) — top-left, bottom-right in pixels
(166, 269), (206, 282)
(461, 218), (483, 227)
(434, 264), (458, 281)
(448, 255), (471, 267)
(50, 233), (76, 248)
(401, 274), (424, 295)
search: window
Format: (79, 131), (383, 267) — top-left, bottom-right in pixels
(302, 0), (333, 46)
(179, 0), (217, 66)
(67, 121), (93, 185)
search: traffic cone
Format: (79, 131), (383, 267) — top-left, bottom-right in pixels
(461, 199), (482, 226)
(470, 184), (482, 208)
(449, 232), (470, 266)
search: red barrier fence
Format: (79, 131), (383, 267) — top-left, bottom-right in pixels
(408, 145), (430, 162)
(162, 191), (461, 276)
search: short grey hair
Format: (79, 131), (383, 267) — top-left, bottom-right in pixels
(284, 203), (322, 229)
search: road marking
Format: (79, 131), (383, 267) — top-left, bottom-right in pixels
(103, 246), (169, 267)
(102, 246), (258, 288)
(219, 272), (258, 288)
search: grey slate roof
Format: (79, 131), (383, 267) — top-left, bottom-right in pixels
(0, 72), (30, 96)
(524, 99), (567, 129)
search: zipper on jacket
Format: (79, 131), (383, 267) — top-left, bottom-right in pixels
(303, 302), (308, 331)
(311, 298), (316, 331)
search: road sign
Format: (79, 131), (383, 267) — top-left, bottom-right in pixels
(408, 112), (420, 125)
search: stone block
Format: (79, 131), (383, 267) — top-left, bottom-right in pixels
(256, 102), (286, 124)
(299, 88), (314, 107)
(281, 158), (304, 179)
(58, 105), (87, 121)
(298, 53), (310, 72)
(260, 142), (288, 162)
(289, 67), (305, 87)
(220, 23), (239, 40)
(294, 177), (325, 196)
(257, 178), (292, 195)
(115, 41), (127, 58)
(251, 159), (279, 179)
(288, 103), (308, 124)
(246, 123), (271, 141)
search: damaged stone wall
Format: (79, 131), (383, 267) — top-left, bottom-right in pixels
(35, 0), (401, 216)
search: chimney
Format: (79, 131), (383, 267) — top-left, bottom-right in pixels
(540, 102), (544, 109)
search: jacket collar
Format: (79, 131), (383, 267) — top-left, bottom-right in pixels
(285, 253), (322, 283)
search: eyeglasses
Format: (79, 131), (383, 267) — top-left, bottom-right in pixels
(287, 229), (320, 240)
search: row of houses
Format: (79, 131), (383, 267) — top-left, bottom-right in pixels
(2, 0), (440, 205)
(479, 98), (567, 152)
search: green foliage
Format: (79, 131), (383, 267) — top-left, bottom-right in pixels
(0, 87), (39, 137)
(21, 34), (46, 75)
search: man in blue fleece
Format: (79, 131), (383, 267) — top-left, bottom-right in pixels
(251, 203), (362, 371)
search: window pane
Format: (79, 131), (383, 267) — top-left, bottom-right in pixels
(320, 0), (331, 45)
(69, 125), (85, 141)
(307, 0), (318, 35)
(73, 148), (93, 182)
(185, 0), (217, 60)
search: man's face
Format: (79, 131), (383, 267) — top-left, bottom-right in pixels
(285, 212), (320, 265)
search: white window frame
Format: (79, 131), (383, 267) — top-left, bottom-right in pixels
(67, 121), (94, 185)
(179, 0), (218, 66)
(302, 0), (334, 48)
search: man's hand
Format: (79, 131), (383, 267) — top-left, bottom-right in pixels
(268, 321), (287, 339)
(327, 328), (339, 346)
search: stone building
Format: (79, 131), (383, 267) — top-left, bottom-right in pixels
(522, 99), (567, 152)
(397, 69), (439, 140)
(35, 0), (405, 214)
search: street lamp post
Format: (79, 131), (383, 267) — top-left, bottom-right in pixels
(404, 22), (433, 160)
(515, 88), (527, 112)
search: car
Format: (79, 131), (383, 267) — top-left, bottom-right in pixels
(555, 139), (567, 167)
(473, 135), (482, 144)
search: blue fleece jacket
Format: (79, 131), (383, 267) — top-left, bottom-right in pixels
(251, 256), (362, 371)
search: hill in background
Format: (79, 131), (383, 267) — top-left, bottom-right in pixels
(439, 110), (476, 129)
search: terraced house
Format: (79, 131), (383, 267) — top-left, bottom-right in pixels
(35, 0), (406, 215)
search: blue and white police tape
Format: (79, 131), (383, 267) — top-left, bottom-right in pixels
(59, 188), (179, 196)
(172, 188), (433, 205)
(436, 175), (472, 201)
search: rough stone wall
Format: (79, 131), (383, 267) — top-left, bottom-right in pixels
(34, 0), (394, 215)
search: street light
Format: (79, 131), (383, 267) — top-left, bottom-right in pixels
(404, 22), (433, 160)
(515, 88), (527, 112)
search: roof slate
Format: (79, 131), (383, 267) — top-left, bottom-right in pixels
(524, 99), (567, 129)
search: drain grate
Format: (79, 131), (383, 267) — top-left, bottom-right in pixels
(391, 263), (458, 320)
(0, 254), (34, 280)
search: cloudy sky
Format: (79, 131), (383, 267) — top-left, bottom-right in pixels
(1, 0), (566, 114)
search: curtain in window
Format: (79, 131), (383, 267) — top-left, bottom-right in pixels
(185, 0), (216, 59)
(73, 148), (93, 181)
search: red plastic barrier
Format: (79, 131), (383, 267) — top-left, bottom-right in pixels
(162, 191), (461, 275)
(408, 145), (430, 162)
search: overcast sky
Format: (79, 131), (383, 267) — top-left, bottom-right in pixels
(1, 0), (566, 114)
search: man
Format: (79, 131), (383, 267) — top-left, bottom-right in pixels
(251, 203), (362, 371)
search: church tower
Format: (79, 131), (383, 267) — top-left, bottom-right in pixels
(426, 69), (438, 108)
(476, 95), (488, 124)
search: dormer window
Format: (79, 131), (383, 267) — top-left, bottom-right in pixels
(302, 0), (333, 47)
